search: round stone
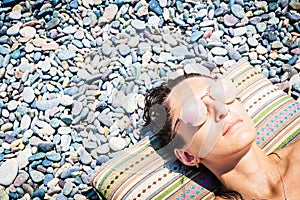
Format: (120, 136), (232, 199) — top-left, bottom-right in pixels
(22, 87), (35, 103)
(131, 19), (146, 32)
(118, 44), (131, 56)
(0, 158), (18, 186)
(109, 137), (126, 151)
(7, 100), (18, 111)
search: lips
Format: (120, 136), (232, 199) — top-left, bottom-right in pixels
(222, 118), (243, 136)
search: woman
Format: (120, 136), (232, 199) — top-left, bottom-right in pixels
(143, 73), (300, 199)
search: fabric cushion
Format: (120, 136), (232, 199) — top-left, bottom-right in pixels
(90, 60), (300, 200)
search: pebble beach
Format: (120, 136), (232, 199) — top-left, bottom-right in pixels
(0, 0), (300, 199)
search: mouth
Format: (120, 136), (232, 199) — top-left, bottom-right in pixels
(222, 118), (243, 136)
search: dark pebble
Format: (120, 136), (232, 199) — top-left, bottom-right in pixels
(31, 189), (45, 199)
(8, 192), (18, 199)
(4, 134), (16, 143)
(37, 8), (54, 18)
(1, 0), (21, 7)
(287, 55), (298, 65)
(148, 0), (163, 15)
(37, 142), (55, 152)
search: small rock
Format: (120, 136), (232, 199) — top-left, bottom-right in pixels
(103, 4), (118, 22)
(131, 20), (146, 32)
(14, 172), (29, 187)
(0, 158), (18, 186)
(109, 137), (127, 151)
(22, 87), (35, 103)
(79, 149), (92, 165)
(17, 148), (32, 169)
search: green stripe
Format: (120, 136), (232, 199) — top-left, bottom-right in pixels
(154, 170), (197, 200)
(253, 95), (289, 125)
(229, 65), (252, 80)
(275, 127), (300, 151)
(98, 136), (160, 192)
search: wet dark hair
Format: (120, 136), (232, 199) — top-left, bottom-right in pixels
(143, 73), (243, 200)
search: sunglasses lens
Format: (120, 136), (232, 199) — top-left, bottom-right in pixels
(180, 98), (207, 126)
(210, 79), (237, 104)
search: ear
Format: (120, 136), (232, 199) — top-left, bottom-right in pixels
(174, 148), (199, 167)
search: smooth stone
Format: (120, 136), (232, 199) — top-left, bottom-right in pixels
(184, 63), (210, 75)
(31, 189), (45, 199)
(0, 191), (9, 200)
(256, 22), (267, 32)
(162, 34), (178, 47)
(19, 26), (36, 40)
(233, 27), (247, 36)
(20, 114), (31, 130)
(74, 194), (87, 200)
(36, 99), (60, 111)
(149, 0), (163, 15)
(224, 14), (239, 26)
(109, 137), (126, 151)
(60, 95), (73, 107)
(0, 158), (18, 186)
(6, 24), (20, 36)
(28, 152), (46, 162)
(60, 135), (71, 151)
(231, 4), (245, 19)
(79, 149), (92, 165)
(29, 168), (45, 183)
(9, 11), (22, 20)
(63, 181), (73, 196)
(211, 47), (228, 56)
(60, 166), (80, 179)
(37, 142), (55, 152)
(103, 4), (118, 22)
(46, 152), (61, 162)
(17, 148), (32, 169)
(58, 127), (71, 135)
(190, 31), (203, 42)
(122, 93), (138, 113)
(96, 143), (110, 155)
(118, 44), (130, 56)
(23, 87), (35, 103)
(101, 43), (112, 56)
(7, 100), (18, 111)
(98, 113), (113, 127)
(271, 41), (284, 49)
(96, 155), (110, 165)
(45, 18), (60, 30)
(247, 37), (259, 47)
(0, 45), (11, 55)
(131, 19), (146, 32)
(256, 45), (268, 54)
(43, 174), (54, 185)
(57, 50), (76, 61)
(14, 172), (29, 187)
(63, 26), (77, 34)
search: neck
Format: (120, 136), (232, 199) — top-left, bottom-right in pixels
(204, 143), (282, 199)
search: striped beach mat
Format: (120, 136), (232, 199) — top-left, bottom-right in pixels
(91, 60), (300, 200)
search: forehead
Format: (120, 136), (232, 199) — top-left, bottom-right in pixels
(167, 76), (214, 103)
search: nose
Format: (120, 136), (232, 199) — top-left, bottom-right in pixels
(213, 99), (228, 122)
(203, 96), (228, 122)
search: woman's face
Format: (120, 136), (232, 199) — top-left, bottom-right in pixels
(166, 76), (257, 160)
